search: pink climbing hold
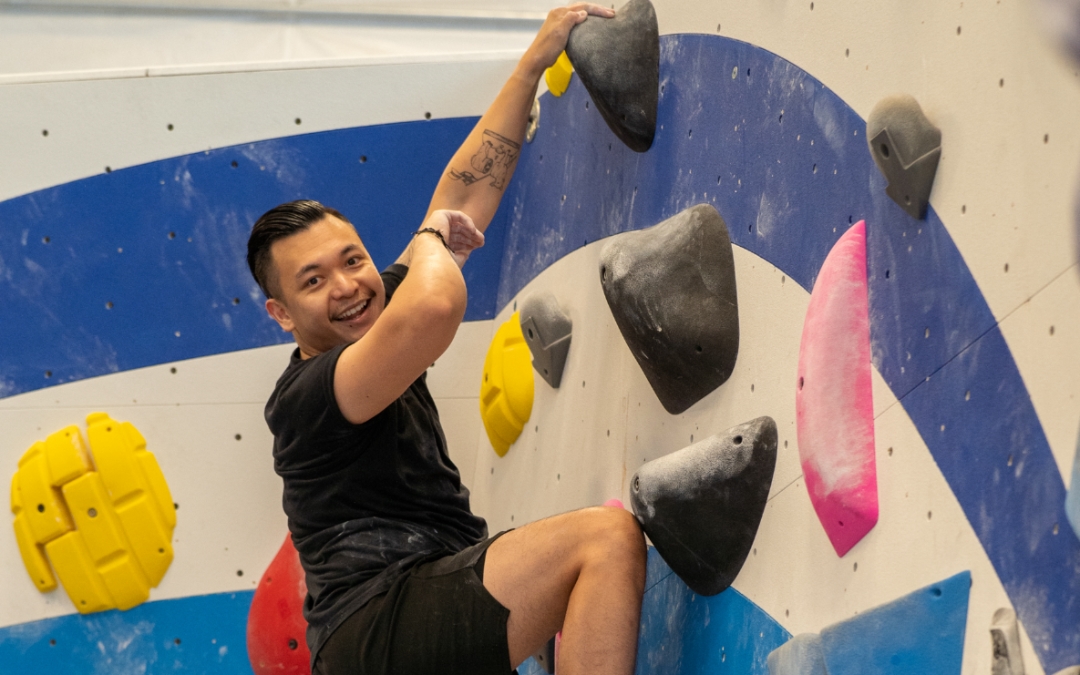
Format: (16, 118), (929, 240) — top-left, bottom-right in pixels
(795, 220), (878, 557)
(247, 534), (311, 675)
(603, 498), (625, 509)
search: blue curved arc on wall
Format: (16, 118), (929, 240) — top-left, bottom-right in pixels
(499, 34), (1079, 671)
(0, 118), (506, 398)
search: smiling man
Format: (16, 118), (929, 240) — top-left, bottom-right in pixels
(245, 5), (647, 675)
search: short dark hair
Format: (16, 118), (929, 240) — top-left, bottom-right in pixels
(247, 199), (351, 298)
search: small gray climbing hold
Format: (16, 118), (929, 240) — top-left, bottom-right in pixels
(866, 94), (942, 219)
(1052, 668), (1080, 675)
(566, 0), (659, 152)
(599, 203), (739, 415)
(990, 607), (1025, 675)
(531, 635), (556, 674)
(768, 634), (828, 675)
(519, 292), (572, 388)
(629, 416), (778, 596)
(526, 97), (541, 144)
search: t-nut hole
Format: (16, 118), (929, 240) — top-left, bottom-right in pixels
(695, 345), (703, 352)
(732, 435), (743, 445)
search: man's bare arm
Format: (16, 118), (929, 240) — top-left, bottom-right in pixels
(335, 211), (475, 424)
(395, 3), (614, 268)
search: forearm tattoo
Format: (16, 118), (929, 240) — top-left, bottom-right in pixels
(449, 129), (521, 189)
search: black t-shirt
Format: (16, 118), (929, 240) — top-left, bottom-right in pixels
(265, 264), (488, 661)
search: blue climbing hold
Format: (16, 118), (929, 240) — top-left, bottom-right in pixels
(819, 571), (971, 675)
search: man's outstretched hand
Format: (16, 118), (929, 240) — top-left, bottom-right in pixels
(423, 209), (485, 268)
(523, 3), (616, 77)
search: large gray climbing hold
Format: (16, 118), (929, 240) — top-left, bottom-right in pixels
(990, 608), (1026, 675)
(768, 634), (828, 675)
(629, 417), (778, 596)
(566, 0), (659, 152)
(519, 292), (572, 389)
(599, 203), (739, 415)
(867, 94), (942, 219)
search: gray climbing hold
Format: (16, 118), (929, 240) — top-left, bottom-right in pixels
(531, 636), (556, 674)
(519, 292), (572, 389)
(599, 203), (739, 415)
(566, 0), (659, 152)
(526, 97), (540, 144)
(629, 416), (778, 596)
(866, 94), (942, 219)
(1052, 668), (1080, 675)
(768, 634), (828, 675)
(990, 608), (1026, 675)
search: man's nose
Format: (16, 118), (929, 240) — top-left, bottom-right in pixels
(328, 269), (357, 297)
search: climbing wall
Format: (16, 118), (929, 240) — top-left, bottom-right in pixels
(2, 0), (1079, 673)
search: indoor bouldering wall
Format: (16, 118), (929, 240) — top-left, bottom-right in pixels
(1, 1), (1079, 674)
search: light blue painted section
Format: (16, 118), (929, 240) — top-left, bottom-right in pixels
(0, 591), (255, 674)
(819, 572), (970, 675)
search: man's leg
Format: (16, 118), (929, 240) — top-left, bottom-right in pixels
(481, 506), (647, 675)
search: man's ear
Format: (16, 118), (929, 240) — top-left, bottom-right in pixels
(265, 297), (295, 333)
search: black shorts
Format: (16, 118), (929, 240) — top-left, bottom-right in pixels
(313, 533), (515, 675)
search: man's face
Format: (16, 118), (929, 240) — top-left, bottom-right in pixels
(264, 215), (385, 358)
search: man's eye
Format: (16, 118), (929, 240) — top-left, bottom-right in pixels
(347, 256), (361, 266)
(305, 277), (319, 286)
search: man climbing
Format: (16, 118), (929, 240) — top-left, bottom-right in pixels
(245, 5), (647, 675)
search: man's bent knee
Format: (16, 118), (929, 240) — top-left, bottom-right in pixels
(579, 507), (647, 571)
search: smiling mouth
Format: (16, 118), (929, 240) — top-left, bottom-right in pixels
(333, 298), (370, 322)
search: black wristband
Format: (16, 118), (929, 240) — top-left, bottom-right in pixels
(414, 227), (452, 251)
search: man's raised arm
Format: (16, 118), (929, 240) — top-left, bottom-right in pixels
(424, 3), (615, 233)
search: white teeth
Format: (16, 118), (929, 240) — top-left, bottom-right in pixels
(337, 299), (368, 321)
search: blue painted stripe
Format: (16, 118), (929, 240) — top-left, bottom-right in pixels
(498, 34), (1080, 671)
(0, 118), (506, 398)
(0, 591), (255, 674)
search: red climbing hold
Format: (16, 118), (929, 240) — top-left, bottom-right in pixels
(247, 534), (311, 675)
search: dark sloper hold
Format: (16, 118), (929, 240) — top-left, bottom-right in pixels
(565, 0), (659, 152)
(599, 203), (739, 415)
(866, 94), (942, 219)
(630, 417), (778, 596)
(519, 292), (573, 389)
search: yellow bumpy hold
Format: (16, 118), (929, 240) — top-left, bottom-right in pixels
(480, 312), (535, 457)
(545, 51), (574, 97)
(10, 414), (176, 613)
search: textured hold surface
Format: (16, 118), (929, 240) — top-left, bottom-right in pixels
(796, 220), (877, 557)
(565, 0), (658, 152)
(767, 634), (828, 675)
(519, 292), (573, 388)
(866, 94), (942, 219)
(600, 203), (739, 414)
(247, 534), (311, 675)
(820, 572), (971, 675)
(1067, 435), (1080, 539)
(480, 312), (535, 456)
(630, 417), (777, 596)
(991, 607), (1026, 675)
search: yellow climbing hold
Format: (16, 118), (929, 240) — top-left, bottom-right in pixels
(480, 312), (535, 457)
(545, 51), (574, 97)
(10, 414), (176, 613)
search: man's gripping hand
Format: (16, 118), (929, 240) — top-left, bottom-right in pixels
(521, 3), (616, 78)
(422, 209), (486, 269)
